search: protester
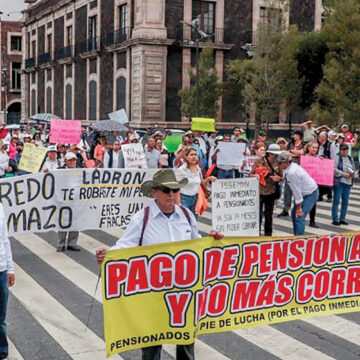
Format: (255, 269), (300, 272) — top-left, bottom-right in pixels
(276, 137), (288, 151)
(145, 137), (161, 169)
(57, 152), (80, 252)
(0, 141), (9, 179)
(304, 141), (320, 228)
(176, 147), (215, 217)
(339, 124), (354, 143)
(33, 132), (44, 146)
(231, 127), (246, 142)
(212, 134), (235, 179)
(301, 120), (317, 143)
(250, 144), (282, 236)
(103, 140), (124, 168)
(332, 143), (356, 226)
(42, 145), (60, 172)
(250, 130), (267, 155)
(194, 130), (208, 158)
(207, 130), (218, 149)
(8, 135), (18, 160)
(0, 202), (15, 360)
(95, 169), (223, 360)
(277, 151), (319, 236)
(155, 139), (169, 168)
(94, 137), (107, 164)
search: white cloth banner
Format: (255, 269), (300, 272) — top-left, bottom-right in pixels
(217, 142), (246, 167)
(212, 178), (260, 236)
(0, 169), (157, 236)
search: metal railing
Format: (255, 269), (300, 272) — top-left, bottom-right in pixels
(55, 45), (74, 60)
(179, 26), (225, 44)
(25, 57), (35, 68)
(106, 27), (131, 47)
(77, 36), (101, 54)
(38, 52), (52, 65)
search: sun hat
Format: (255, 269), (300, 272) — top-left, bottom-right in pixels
(184, 130), (194, 136)
(277, 151), (293, 163)
(64, 152), (77, 161)
(141, 169), (188, 198)
(328, 130), (337, 137)
(266, 144), (284, 155)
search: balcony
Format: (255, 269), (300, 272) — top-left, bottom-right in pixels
(105, 27), (131, 48)
(56, 45), (75, 63)
(38, 51), (52, 65)
(25, 57), (35, 69)
(78, 37), (101, 58)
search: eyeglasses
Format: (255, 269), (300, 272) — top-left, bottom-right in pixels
(157, 186), (180, 194)
(188, 135), (194, 139)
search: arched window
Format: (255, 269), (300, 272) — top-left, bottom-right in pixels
(65, 84), (72, 119)
(89, 80), (97, 120)
(31, 89), (36, 115)
(116, 76), (126, 110)
(46, 87), (52, 113)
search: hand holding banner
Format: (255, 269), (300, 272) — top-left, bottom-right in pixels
(300, 156), (334, 186)
(18, 143), (48, 173)
(50, 119), (82, 144)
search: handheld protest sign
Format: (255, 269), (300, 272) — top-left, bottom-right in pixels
(191, 118), (215, 132)
(18, 143), (48, 173)
(122, 143), (148, 168)
(50, 119), (82, 144)
(163, 136), (183, 153)
(300, 156), (335, 187)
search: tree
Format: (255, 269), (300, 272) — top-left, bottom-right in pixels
(309, 0), (360, 126)
(179, 43), (222, 119)
(226, 1), (303, 136)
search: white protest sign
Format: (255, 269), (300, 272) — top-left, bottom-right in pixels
(0, 169), (157, 236)
(217, 142), (246, 167)
(212, 178), (260, 236)
(122, 143), (148, 169)
(109, 109), (129, 124)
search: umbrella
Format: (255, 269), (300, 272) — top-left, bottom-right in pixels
(30, 113), (61, 122)
(5, 124), (20, 130)
(92, 119), (129, 132)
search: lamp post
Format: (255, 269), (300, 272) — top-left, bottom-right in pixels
(181, 20), (212, 117)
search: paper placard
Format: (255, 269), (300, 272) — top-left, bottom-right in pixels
(18, 143), (48, 173)
(50, 119), (82, 144)
(191, 118), (216, 132)
(122, 143), (148, 169)
(300, 156), (335, 186)
(217, 142), (246, 167)
(212, 178), (260, 236)
(163, 136), (183, 153)
(245, 156), (259, 170)
(109, 109), (129, 124)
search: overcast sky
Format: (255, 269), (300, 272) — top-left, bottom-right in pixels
(0, 0), (27, 21)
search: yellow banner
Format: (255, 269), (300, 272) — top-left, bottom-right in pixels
(102, 231), (360, 357)
(18, 143), (48, 173)
(191, 118), (215, 132)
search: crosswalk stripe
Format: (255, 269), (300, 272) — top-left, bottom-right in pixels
(8, 339), (24, 360)
(11, 263), (113, 360)
(233, 326), (336, 360)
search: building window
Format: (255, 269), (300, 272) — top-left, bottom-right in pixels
(260, 6), (282, 26)
(66, 64), (72, 78)
(47, 69), (52, 82)
(119, 4), (128, 32)
(67, 26), (73, 46)
(31, 73), (36, 84)
(46, 87), (52, 113)
(31, 89), (36, 115)
(66, 84), (72, 119)
(31, 40), (36, 57)
(192, 1), (215, 34)
(116, 77), (126, 110)
(11, 63), (21, 90)
(89, 80), (97, 120)
(88, 16), (97, 50)
(47, 34), (52, 53)
(27, 32), (30, 57)
(11, 36), (22, 52)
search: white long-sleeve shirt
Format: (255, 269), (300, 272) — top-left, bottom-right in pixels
(111, 200), (201, 249)
(284, 162), (318, 205)
(0, 204), (14, 274)
(0, 151), (9, 177)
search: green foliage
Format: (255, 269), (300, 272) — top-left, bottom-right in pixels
(179, 43), (222, 119)
(310, 0), (360, 126)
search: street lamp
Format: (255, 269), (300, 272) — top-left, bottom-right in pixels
(181, 20), (213, 116)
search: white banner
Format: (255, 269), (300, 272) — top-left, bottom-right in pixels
(211, 178), (260, 236)
(217, 142), (246, 167)
(0, 169), (157, 236)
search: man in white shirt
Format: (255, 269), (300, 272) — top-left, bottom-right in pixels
(145, 137), (161, 169)
(0, 203), (15, 360)
(278, 152), (319, 236)
(96, 169), (223, 360)
(103, 140), (124, 168)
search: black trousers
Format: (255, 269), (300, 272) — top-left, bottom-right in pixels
(319, 185), (332, 200)
(309, 203), (316, 223)
(260, 194), (275, 236)
(142, 344), (195, 360)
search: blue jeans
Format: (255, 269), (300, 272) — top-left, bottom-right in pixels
(291, 189), (319, 236)
(0, 271), (9, 359)
(218, 169), (234, 179)
(332, 183), (351, 222)
(180, 194), (198, 218)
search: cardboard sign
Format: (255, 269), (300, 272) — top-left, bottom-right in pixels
(191, 118), (216, 132)
(212, 178), (260, 236)
(18, 143), (48, 173)
(50, 119), (82, 144)
(108, 109), (129, 124)
(163, 136), (183, 153)
(121, 143), (148, 169)
(300, 156), (335, 186)
(217, 142), (246, 167)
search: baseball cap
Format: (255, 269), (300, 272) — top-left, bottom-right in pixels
(328, 130), (337, 137)
(277, 151), (292, 163)
(340, 144), (349, 151)
(259, 131), (266, 136)
(64, 152), (77, 161)
(341, 124), (349, 129)
(47, 145), (57, 152)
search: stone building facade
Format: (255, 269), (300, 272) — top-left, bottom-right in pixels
(0, 20), (23, 124)
(22, 0), (322, 128)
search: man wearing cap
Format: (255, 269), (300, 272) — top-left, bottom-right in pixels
(340, 124), (354, 143)
(56, 152), (80, 252)
(277, 152), (319, 236)
(42, 145), (60, 172)
(96, 169), (223, 360)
